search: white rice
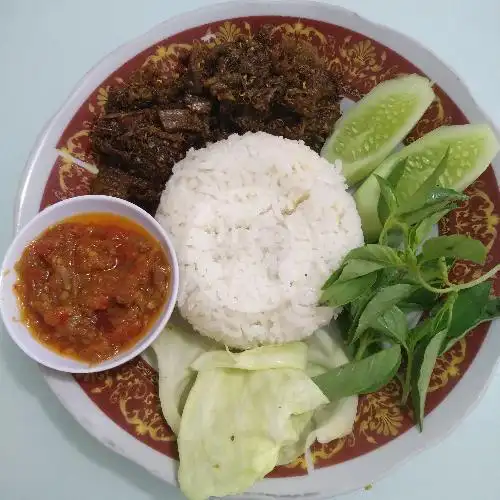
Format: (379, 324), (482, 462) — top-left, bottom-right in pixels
(156, 132), (363, 348)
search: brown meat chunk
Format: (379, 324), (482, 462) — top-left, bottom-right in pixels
(91, 166), (161, 215)
(183, 94), (212, 114)
(158, 108), (208, 133)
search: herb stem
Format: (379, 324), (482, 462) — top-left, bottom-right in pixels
(416, 264), (500, 295)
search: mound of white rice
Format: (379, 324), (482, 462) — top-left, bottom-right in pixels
(156, 132), (363, 348)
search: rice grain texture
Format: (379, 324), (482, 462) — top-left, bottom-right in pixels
(156, 132), (363, 348)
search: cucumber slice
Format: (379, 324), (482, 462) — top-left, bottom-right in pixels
(321, 74), (435, 185)
(355, 124), (500, 242)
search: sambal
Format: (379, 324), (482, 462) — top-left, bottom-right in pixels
(14, 213), (171, 364)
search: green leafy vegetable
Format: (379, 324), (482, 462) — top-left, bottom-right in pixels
(410, 208), (454, 247)
(152, 318), (217, 435)
(192, 343), (308, 371)
(420, 235), (487, 264)
(312, 345), (401, 401)
(376, 175), (398, 223)
(484, 297), (500, 318)
(446, 282), (491, 338)
(440, 284), (500, 354)
(404, 288), (439, 311)
(321, 139), (499, 431)
(319, 272), (377, 307)
(411, 330), (447, 430)
(345, 244), (403, 265)
(402, 200), (460, 227)
(395, 148), (451, 215)
(351, 284), (416, 343)
(337, 259), (389, 282)
(178, 366), (327, 500)
(373, 305), (408, 349)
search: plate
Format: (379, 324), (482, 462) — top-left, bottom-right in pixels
(14, 1), (500, 498)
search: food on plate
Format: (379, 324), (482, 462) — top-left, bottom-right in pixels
(321, 74), (435, 185)
(23, 35), (498, 498)
(152, 321), (357, 500)
(90, 26), (342, 214)
(155, 132), (364, 348)
(13, 213), (171, 364)
(355, 124), (500, 241)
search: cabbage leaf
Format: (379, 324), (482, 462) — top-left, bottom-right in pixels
(152, 317), (217, 435)
(177, 365), (327, 500)
(191, 342), (308, 371)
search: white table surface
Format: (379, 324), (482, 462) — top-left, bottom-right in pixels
(1, 0), (499, 499)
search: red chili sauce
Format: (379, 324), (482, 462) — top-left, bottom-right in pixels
(14, 213), (171, 364)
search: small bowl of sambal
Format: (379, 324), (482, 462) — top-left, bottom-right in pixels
(0, 195), (179, 373)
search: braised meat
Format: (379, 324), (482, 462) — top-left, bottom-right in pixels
(91, 166), (161, 215)
(90, 26), (341, 214)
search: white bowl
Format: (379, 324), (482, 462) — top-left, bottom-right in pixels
(0, 195), (179, 373)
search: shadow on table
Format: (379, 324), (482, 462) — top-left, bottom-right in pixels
(1, 332), (184, 500)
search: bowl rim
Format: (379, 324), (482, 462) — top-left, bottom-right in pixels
(2, 194), (180, 374)
(13, 0), (500, 498)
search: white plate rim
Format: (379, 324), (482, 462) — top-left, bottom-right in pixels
(14, 1), (500, 498)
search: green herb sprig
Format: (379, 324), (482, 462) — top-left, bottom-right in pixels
(314, 150), (500, 430)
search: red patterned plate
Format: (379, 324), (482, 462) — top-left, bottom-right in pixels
(15, 2), (500, 499)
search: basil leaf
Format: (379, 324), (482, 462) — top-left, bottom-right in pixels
(373, 305), (408, 349)
(396, 148), (451, 214)
(386, 157), (408, 188)
(321, 265), (344, 290)
(397, 187), (467, 217)
(402, 201), (459, 227)
(347, 289), (378, 340)
(418, 187), (467, 207)
(362, 354), (402, 394)
(420, 235), (487, 264)
(408, 318), (433, 350)
(350, 291), (375, 320)
(484, 297), (500, 318)
(411, 207), (457, 248)
(322, 244), (403, 290)
(411, 330), (447, 431)
(376, 175), (398, 223)
(351, 284), (417, 343)
(337, 259), (389, 282)
(440, 283), (498, 354)
(432, 293), (456, 331)
(447, 281), (492, 338)
(319, 273), (377, 307)
(313, 345), (401, 401)
(401, 288), (439, 312)
(344, 244), (403, 266)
